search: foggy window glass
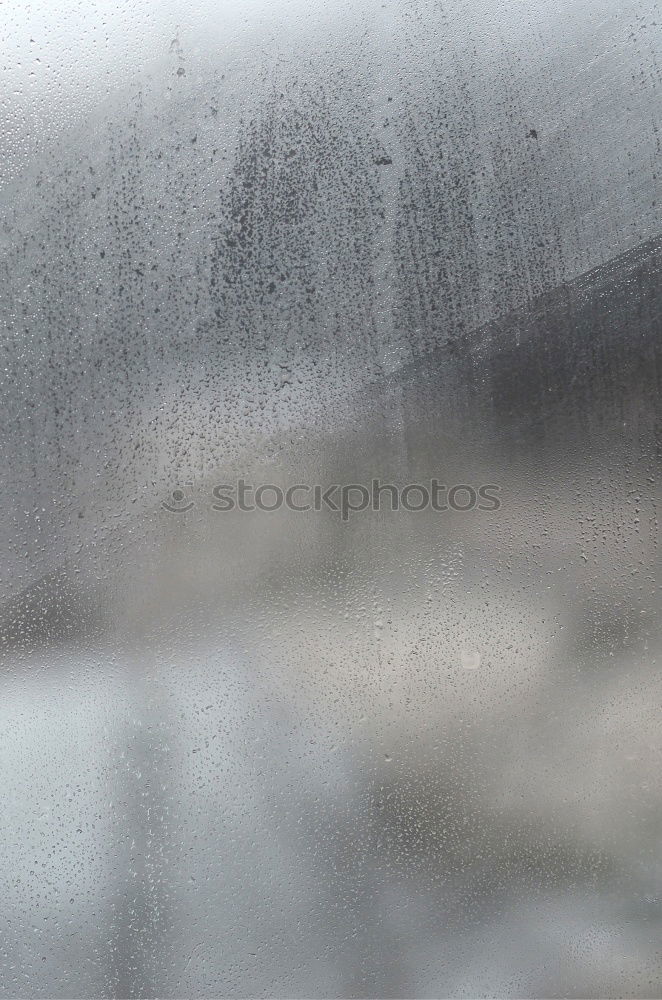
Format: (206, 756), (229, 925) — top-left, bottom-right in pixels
(1, 1), (660, 997)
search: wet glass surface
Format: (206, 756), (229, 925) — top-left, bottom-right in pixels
(1, 1), (661, 996)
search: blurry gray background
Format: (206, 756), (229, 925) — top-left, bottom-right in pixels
(0, 0), (661, 996)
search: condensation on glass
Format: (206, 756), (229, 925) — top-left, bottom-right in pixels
(0, 0), (660, 997)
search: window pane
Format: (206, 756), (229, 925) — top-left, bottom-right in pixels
(1, 1), (660, 996)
